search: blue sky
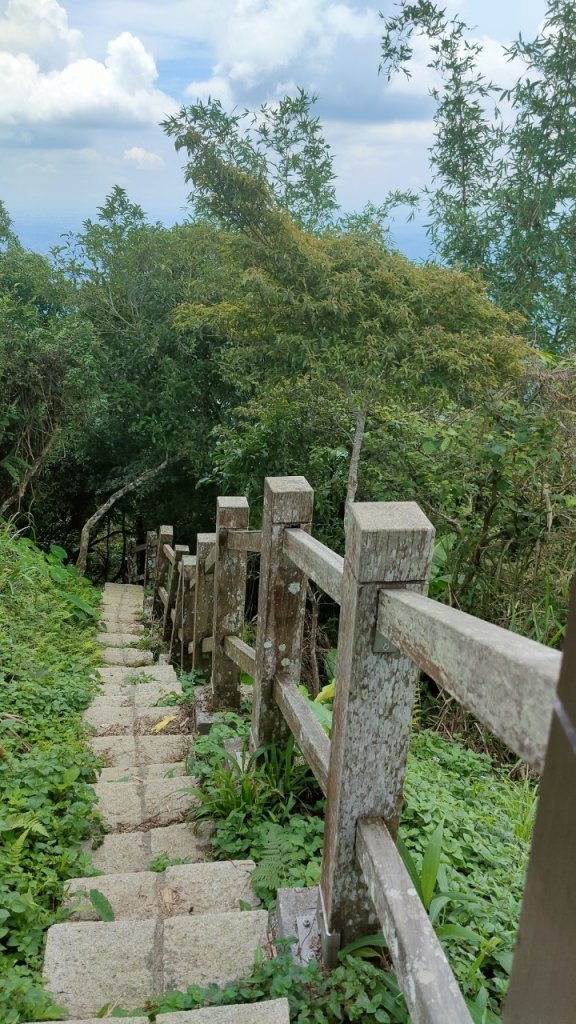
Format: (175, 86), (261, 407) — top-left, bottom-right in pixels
(0, 0), (547, 256)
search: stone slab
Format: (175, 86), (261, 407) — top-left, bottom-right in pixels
(88, 822), (212, 875)
(162, 911), (270, 991)
(93, 777), (193, 831)
(97, 631), (145, 647)
(101, 647), (154, 667)
(142, 777), (194, 826)
(97, 665), (177, 686)
(136, 735), (190, 765)
(65, 861), (257, 921)
(28, 1020), (149, 1024)
(83, 705), (134, 735)
(42, 919), (157, 1017)
(92, 780), (143, 830)
(133, 681), (182, 705)
(90, 735), (138, 768)
(157, 1002), (290, 1023)
(98, 761), (186, 784)
(134, 706), (191, 734)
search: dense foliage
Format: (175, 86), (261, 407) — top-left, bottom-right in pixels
(163, 713), (533, 1021)
(0, 525), (101, 1022)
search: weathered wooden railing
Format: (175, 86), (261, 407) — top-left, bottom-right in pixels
(145, 475), (574, 1024)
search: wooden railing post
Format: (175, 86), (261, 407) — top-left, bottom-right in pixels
(163, 544), (189, 641)
(169, 554), (196, 671)
(152, 525), (173, 619)
(319, 501), (434, 955)
(192, 533), (216, 681)
(212, 498), (249, 709)
(252, 477), (313, 748)
(143, 530), (157, 591)
(126, 538), (137, 584)
(503, 581), (576, 1024)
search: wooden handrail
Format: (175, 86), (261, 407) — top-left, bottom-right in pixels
(274, 678), (330, 796)
(163, 543), (176, 566)
(356, 818), (473, 1024)
(227, 529), (262, 553)
(377, 588), (562, 770)
(283, 528), (343, 603)
(224, 635), (256, 676)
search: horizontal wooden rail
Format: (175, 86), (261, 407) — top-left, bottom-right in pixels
(163, 543), (176, 566)
(202, 635), (214, 654)
(274, 678), (330, 796)
(224, 635), (256, 676)
(204, 546), (216, 575)
(357, 818), (473, 1024)
(227, 529), (263, 553)
(283, 528), (344, 604)
(377, 589), (562, 770)
(135, 542), (146, 553)
(158, 586), (168, 607)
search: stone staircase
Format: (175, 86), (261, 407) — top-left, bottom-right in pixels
(28, 583), (289, 1024)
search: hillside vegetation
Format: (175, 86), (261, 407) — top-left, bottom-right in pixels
(0, 525), (101, 1022)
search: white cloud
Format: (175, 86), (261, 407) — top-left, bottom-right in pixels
(0, 0), (83, 66)
(184, 74), (235, 108)
(123, 145), (164, 168)
(0, 30), (177, 130)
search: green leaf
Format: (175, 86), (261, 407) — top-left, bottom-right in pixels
(420, 820), (444, 910)
(89, 889), (115, 922)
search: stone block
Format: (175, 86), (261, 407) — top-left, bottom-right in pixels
(162, 911), (270, 991)
(43, 919), (157, 1017)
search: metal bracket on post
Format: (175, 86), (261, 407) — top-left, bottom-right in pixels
(316, 884), (341, 970)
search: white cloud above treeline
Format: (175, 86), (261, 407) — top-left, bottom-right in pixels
(0, 0), (547, 253)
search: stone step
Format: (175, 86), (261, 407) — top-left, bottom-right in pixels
(26, 1003), (290, 1024)
(155, 1003), (290, 1023)
(94, 680), (182, 706)
(93, 776), (195, 831)
(101, 647), (154, 667)
(97, 664), (177, 687)
(84, 704), (190, 736)
(66, 861), (259, 920)
(98, 761), (186, 783)
(89, 821), (212, 873)
(91, 733), (189, 768)
(97, 631), (145, 647)
(42, 910), (270, 1017)
(103, 582), (144, 595)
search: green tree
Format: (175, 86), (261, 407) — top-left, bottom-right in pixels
(0, 207), (98, 517)
(163, 89), (338, 232)
(380, 0), (576, 353)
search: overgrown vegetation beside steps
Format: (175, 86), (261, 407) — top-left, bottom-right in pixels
(174, 705), (536, 1022)
(0, 523), (102, 1023)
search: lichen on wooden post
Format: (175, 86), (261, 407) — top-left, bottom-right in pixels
(152, 525), (173, 620)
(212, 498), (249, 709)
(192, 533), (216, 682)
(163, 544), (189, 641)
(251, 476), (314, 749)
(319, 501), (434, 954)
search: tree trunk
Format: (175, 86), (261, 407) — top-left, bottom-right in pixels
(76, 458), (168, 576)
(0, 429), (59, 518)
